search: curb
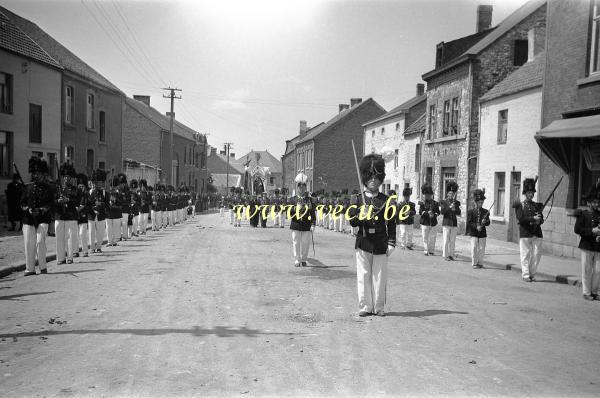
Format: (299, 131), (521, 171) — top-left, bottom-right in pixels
(485, 260), (582, 287)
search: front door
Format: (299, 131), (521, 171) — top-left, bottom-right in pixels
(508, 172), (521, 243)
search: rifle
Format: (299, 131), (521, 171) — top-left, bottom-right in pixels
(55, 159), (67, 209)
(541, 176), (563, 220)
(351, 140), (367, 237)
(12, 162), (25, 185)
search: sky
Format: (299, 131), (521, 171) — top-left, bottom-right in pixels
(2, 0), (529, 159)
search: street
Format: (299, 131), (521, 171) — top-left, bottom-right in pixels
(1, 212), (599, 397)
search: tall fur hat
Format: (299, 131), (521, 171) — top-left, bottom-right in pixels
(28, 156), (48, 174)
(59, 162), (77, 177)
(402, 186), (413, 197)
(522, 177), (537, 194)
(130, 179), (138, 189)
(473, 188), (486, 202)
(359, 154), (385, 185)
(111, 175), (120, 187)
(139, 179), (147, 189)
(118, 173), (127, 185)
(148, 185), (154, 192)
(446, 181), (458, 193)
(77, 173), (88, 187)
(295, 172), (308, 186)
(421, 183), (433, 195)
(91, 169), (107, 182)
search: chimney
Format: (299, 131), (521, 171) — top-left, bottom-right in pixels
(230, 153), (235, 158)
(416, 83), (425, 96)
(299, 120), (308, 135)
(339, 104), (350, 113)
(166, 112), (175, 118)
(133, 95), (150, 106)
(476, 5), (493, 33)
(350, 98), (362, 107)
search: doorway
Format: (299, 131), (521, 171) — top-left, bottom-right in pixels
(508, 171), (521, 243)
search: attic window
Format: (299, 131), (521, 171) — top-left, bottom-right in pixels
(513, 40), (528, 66)
(395, 123), (400, 131)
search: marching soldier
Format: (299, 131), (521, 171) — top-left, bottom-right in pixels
(139, 179), (150, 234)
(107, 176), (123, 246)
(76, 173), (92, 257)
(418, 183), (439, 256)
(348, 154), (396, 317)
(129, 179), (141, 237)
(21, 156), (54, 276)
(289, 173), (316, 267)
(88, 169), (108, 253)
(440, 181), (461, 261)
(574, 186), (600, 300)
(513, 177), (544, 282)
(397, 186), (416, 250)
(55, 163), (80, 265)
(466, 189), (490, 269)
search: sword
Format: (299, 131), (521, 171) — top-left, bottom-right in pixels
(311, 229), (315, 257)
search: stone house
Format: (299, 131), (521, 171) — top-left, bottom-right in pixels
(281, 122), (323, 194)
(206, 147), (244, 195)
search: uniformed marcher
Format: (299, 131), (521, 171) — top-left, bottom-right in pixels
(348, 154), (396, 317)
(397, 186), (416, 249)
(88, 169), (108, 253)
(129, 179), (140, 237)
(513, 177), (544, 282)
(289, 173), (316, 267)
(139, 179), (150, 234)
(76, 173), (92, 257)
(20, 157), (54, 275)
(574, 186), (600, 300)
(55, 162), (80, 264)
(118, 173), (130, 240)
(107, 176), (123, 246)
(418, 183), (439, 256)
(440, 181), (461, 261)
(466, 188), (490, 269)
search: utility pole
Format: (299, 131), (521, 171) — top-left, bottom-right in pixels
(162, 87), (182, 186)
(224, 142), (233, 195)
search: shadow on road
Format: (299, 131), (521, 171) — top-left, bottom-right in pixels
(385, 309), (469, 317)
(0, 291), (56, 301)
(0, 325), (296, 339)
(48, 269), (105, 276)
(307, 258), (348, 269)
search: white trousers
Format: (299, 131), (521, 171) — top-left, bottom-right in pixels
(470, 237), (486, 266)
(132, 213), (139, 235)
(519, 237), (542, 279)
(292, 230), (311, 264)
(107, 218), (121, 244)
(356, 249), (388, 313)
(580, 249), (600, 296)
(79, 223), (89, 254)
(220, 207), (224, 217)
(398, 224), (414, 248)
(55, 220), (77, 261)
(151, 210), (160, 230)
(121, 213), (129, 239)
(442, 226), (458, 258)
(421, 225), (437, 253)
(88, 219), (105, 251)
(229, 209), (235, 224)
(140, 212), (149, 233)
(23, 223), (48, 272)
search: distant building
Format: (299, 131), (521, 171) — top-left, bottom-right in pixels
(206, 147), (244, 195)
(235, 150), (283, 194)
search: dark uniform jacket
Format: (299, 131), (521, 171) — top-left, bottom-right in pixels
(465, 207), (491, 238)
(20, 181), (53, 226)
(119, 187), (131, 214)
(289, 194), (316, 231)
(130, 190), (141, 215)
(54, 185), (80, 221)
(574, 209), (600, 252)
(418, 199), (440, 227)
(108, 189), (123, 219)
(397, 200), (416, 225)
(349, 192), (396, 255)
(440, 199), (461, 227)
(77, 189), (93, 224)
(89, 187), (108, 221)
(514, 200), (544, 238)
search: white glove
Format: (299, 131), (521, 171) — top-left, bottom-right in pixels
(387, 245), (395, 256)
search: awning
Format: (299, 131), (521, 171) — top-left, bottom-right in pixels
(535, 114), (600, 173)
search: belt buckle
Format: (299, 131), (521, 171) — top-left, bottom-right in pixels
(368, 228), (376, 234)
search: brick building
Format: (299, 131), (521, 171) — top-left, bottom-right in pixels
(281, 122), (323, 194)
(478, 52), (545, 243)
(421, 0), (547, 231)
(283, 98), (386, 194)
(363, 84), (426, 194)
(123, 96), (208, 192)
(2, 6), (124, 177)
(534, 0), (600, 258)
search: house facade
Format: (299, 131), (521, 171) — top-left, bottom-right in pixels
(206, 147), (244, 195)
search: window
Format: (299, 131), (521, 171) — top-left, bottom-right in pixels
(591, 0), (600, 74)
(65, 86), (73, 123)
(394, 184), (399, 193)
(441, 167), (456, 198)
(495, 172), (506, 216)
(184, 146), (187, 164)
(99, 111), (106, 142)
(381, 127), (385, 135)
(394, 149), (399, 170)
(415, 144), (421, 172)
(450, 97), (459, 135)
(99, 161), (106, 170)
(425, 167), (433, 186)
(86, 93), (95, 129)
(47, 152), (56, 179)
(65, 145), (74, 163)
(514, 40), (528, 66)
(442, 100), (450, 136)
(0, 131), (12, 177)
(270, 177), (274, 184)
(29, 104), (42, 143)
(1, 72), (13, 114)
(396, 123), (400, 132)
(371, 130), (375, 138)
(87, 149), (94, 173)
(428, 105), (436, 139)
(498, 109), (508, 144)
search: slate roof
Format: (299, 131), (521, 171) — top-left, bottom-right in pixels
(363, 94), (426, 127)
(235, 150), (282, 174)
(480, 51), (545, 103)
(208, 153), (246, 174)
(0, 6), (121, 93)
(404, 113), (426, 136)
(0, 9), (61, 69)
(211, 174), (241, 188)
(126, 97), (198, 141)
(283, 123), (325, 156)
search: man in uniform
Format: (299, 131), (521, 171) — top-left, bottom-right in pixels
(55, 162), (80, 265)
(418, 183), (439, 256)
(5, 173), (23, 231)
(289, 173), (315, 267)
(397, 186), (416, 250)
(117, 174), (130, 240)
(21, 156), (54, 275)
(129, 179), (141, 237)
(466, 188), (490, 269)
(139, 179), (150, 234)
(348, 154), (396, 317)
(107, 176), (123, 246)
(88, 169), (108, 253)
(574, 186), (600, 300)
(513, 177), (544, 282)
(440, 181), (461, 261)
(76, 173), (92, 257)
